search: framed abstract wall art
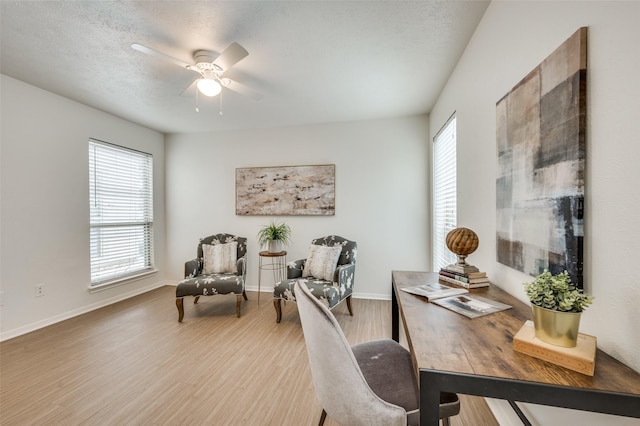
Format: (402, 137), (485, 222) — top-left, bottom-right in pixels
(236, 164), (335, 216)
(496, 27), (587, 288)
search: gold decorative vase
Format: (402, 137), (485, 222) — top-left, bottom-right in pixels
(445, 227), (480, 273)
(531, 305), (582, 348)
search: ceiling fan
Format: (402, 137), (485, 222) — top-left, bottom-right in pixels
(131, 42), (262, 110)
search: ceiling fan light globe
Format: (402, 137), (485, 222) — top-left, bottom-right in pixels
(197, 78), (221, 97)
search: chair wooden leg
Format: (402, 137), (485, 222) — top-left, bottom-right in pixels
(243, 290), (248, 301)
(442, 417), (451, 426)
(193, 296), (200, 304)
(236, 295), (242, 318)
(346, 294), (354, 316)
(274, 299), (282, 323)
(319, 409), (327, 426)
(176, 298), (184, 322)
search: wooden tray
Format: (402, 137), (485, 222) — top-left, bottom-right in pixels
(513, 320), (596, 376)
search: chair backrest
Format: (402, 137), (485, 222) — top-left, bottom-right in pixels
(311, 235), (357, 266)
(197, 233), (247, 261)
(295, 281), (406, 426)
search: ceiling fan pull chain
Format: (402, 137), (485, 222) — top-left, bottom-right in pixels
(195, 88), (200, 113)
(219, 89), (223, 116)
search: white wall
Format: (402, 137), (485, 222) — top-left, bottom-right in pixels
(429, 1), (640, 424)
(0, 75), (167, 339)
(165, 116), (430, 299)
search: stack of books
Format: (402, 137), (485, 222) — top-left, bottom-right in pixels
(439, 267), (490, 288)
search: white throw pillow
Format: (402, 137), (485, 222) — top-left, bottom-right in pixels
(302, 244), (342, 281)
(202, 242), (238, 274)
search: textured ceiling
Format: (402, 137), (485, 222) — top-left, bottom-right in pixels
(0, 1), (489, 134)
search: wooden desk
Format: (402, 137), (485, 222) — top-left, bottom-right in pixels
(391, 271), (640, 426)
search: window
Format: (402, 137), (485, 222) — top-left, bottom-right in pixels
(89, 139), (154, 286)
(432, 114), (457, 271)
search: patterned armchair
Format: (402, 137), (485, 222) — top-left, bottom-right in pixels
(273, 235), (357, 323)
(176, 234), (247, 321)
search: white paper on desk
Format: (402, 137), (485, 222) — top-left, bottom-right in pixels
(432, 294), (512, 318)
(400, 283), (468, 300)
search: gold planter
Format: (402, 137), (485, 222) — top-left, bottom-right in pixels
(531, 305), (582, 348)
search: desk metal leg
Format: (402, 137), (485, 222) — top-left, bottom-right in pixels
(421, 369), (640, 424)
(419, 370), (441, 425)
(508, 401), (532, 426)
(392, 283), (399, 342)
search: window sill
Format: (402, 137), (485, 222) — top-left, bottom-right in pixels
(88, 269), (159, 293)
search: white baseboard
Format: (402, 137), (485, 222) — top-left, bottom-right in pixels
(352, 291), (390, 300)
(244, 284), (273, 293)
(0, 281), (169, 342)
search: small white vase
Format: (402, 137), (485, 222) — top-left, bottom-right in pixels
(268, 240), (283, 253)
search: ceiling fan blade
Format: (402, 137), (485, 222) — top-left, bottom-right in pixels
(131, 43), (193, 70)
(224, 79), (263, 101)
(180, 79), (198, 97)
(213, 42), (249, 71)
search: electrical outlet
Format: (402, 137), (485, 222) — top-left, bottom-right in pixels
(35, 284), (45, 297)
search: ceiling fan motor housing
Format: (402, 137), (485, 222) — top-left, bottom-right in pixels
(192, 50), (221, 71)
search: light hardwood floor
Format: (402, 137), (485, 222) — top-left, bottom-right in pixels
(0, 286), (498, 425)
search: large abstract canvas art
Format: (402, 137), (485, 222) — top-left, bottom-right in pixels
(496, 27), (587, 288)
(236, 164), (335, 216)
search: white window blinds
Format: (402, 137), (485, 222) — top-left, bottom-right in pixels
(433, 115), (457, 271)
(89, 139), (154, 285)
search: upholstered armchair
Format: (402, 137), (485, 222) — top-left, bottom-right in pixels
(176, 233), (247, 321)
(273, 235), (357, 323)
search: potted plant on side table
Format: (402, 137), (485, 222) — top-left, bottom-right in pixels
(257, 220), (292, 253)
(524, 270), (594, 348)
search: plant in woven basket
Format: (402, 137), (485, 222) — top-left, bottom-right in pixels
(524, 270), (593, 313)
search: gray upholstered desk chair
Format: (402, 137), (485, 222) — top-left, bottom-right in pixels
(175, 233), (247, 321)
(295, 281), (460, 426)
(273, 235), (357, 323)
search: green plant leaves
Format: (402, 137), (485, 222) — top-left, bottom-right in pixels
(523, 269), (594, 312)
(257, 221), (292, 247)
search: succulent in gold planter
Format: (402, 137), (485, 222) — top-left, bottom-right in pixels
(523, 270), (594, 347)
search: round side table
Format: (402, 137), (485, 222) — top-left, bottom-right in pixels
(258, 251), (287, 305)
